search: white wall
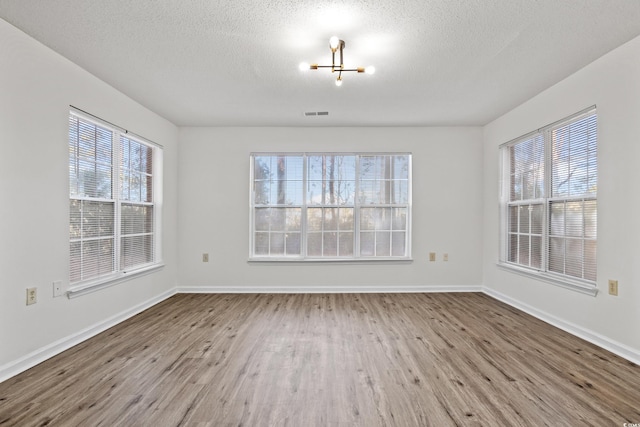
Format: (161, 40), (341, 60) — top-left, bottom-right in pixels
(178, 127), (483, 291)
(0, 19), (179, 371)
(483, 35), (640, 357)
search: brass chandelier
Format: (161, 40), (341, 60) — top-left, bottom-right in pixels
(299, 36), (375, 86)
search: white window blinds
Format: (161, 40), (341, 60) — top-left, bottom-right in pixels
(69, 111), (161, 287)
(500, 108), (597, 288)
(548, 113), (597, 281)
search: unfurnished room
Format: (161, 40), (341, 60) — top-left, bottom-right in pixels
(1, 1), (640, 425)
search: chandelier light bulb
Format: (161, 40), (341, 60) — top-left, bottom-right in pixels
(329, 36), (340, 50)
(365, 66), (376, 75)
(299, 62), (310, 71)
(335, 77), (343, 87)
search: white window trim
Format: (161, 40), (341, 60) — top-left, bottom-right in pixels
(498, 106), (598, 296)
(249, 152), (412, 262)
(67, 107), (164, 297)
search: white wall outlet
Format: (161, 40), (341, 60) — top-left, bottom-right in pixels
(443, 253), (449, 262)
(202, 253), (209, 262)
(429, 252), (436, 262)
(26, 287), (37, 305)
(608, 279), (618, 296)
(53, 280), (64, 297)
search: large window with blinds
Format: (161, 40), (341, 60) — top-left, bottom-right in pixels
(499, 107), (597, 292)
(69, 110), (162, 290)
(250, 153), (411, 260)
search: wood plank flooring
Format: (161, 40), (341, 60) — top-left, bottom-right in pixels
(1, 293), (639, 426)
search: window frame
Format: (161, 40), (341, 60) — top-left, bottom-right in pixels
(68, 109), (163, 297)
(249, 152), (412, 262)
(498, 107), (598, 296)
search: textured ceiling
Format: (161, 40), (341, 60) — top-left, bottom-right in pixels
(2, 0), (640, 127)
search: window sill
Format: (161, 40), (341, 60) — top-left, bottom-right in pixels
(248, 257), (413, 265)
(67, 263), (165, 299)
(496, 262), (598, 297)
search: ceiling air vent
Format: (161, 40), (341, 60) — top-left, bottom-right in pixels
(304, 111), (329, 117)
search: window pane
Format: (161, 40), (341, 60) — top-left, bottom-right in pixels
(393, 155), (410, 180)
(70, 199), (82, 239)
(255, 232), (269, 255)
(391, 180), (408, 204)
(392, 232), (406, 256)
(530, 236), (542, 269)
(307, 180), (323, 205)
(81, 201), (114, 238)
(254, 156), (273, 180)
(323, 232), (337, 257)
(324, 208), (338, 230)
(70, 242), (82, 282)
(307, 233), (322, 256)
(565, 238), (584, 278)
(121, 235), (153, 269)
(270, 233), (285, 255)
(530, 204), (543, 235)
(392, 208), (407, 230)
(285, 208), (301, 232)
(550, 202), (565, 236)
(549, 237), (565, 274)
(376, 232), (391, 257)
(584, 200), (597, 238)
(508, 234), (518, 263)
(509, 206), (518, 233)
(339, 208), (354, 231)
(551, 113), (597, 198)
(360, 232), (375, 256)
(307, 208), (322, 232)
(255, 208), (270, 231)
(339, 232), (354, 256)
(361, 208), (375, 230)
(255, 180), (271, 204)
(518, 235), (530, 266)
(519, 205), (530, 234)
(286, 233), (301, 255)
(122, 204), (153, 235)
(565, 201), (584, 237)
(584, 240), (597, 281)
(82, 238), (114, 278)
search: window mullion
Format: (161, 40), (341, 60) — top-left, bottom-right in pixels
(113, 131), (122, 273)
(354, 155), (361, 258)
(301, 154), (308, 258)
(542, 129), (551, 273)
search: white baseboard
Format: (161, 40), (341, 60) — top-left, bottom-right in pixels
(177, 284), (483, 294)
(0, 288), (176, 384)
(483, 287), (640, 365)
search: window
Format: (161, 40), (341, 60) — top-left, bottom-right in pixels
(499, 107), (597, 292)
(250, 153), (411, 260)
(69, 110), (162, 290)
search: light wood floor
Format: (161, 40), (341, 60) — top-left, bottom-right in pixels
(1, 293), (639, 426)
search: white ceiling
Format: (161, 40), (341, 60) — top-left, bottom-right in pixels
(2, 1), (640, 127)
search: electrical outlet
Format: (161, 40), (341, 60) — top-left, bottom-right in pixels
(53, 280), (64, 297)
(429, 252), (436, 262)
(608, 279), (618, 296)
(26, 287), (37, 305)
(202, 253), (209, 262)
(443, 253), (449, 262)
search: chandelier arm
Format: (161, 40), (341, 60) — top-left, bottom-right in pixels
(313, 66), (364, 72)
